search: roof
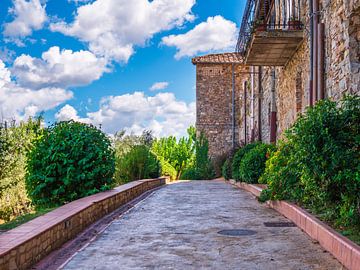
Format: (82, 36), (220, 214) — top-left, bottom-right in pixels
(192, 53), (244, 65)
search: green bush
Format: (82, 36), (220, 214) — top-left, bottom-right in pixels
(231, 142), (260, 181)
(180, 167), (198, 180)
(26, 121), (115, 206)
(258, 141), (302, 201)
(261, 95), (360, 228)
(0, 118), (43, 222)
(239, 143), (276, 184)
(221, 158), (232, 180)
(116, 145), (160, 183)
(159, 158), (177, 181)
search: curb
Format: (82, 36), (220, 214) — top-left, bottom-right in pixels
(228, 180), (360, 270)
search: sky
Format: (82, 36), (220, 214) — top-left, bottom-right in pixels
(0, 0), (245, 137)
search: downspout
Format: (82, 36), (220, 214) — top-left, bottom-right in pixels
(244, 81), (248, 145)
(309, 0), (314, 106)
(318, 22), (325, 100)
(270, 69), (277, 144)
(258, 66), (262, 142)
(232, 64), (236, 151)
(312, 0), (319, 102)
(251, 66), (255, 142)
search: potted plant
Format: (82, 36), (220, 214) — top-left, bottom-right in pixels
(288, 17), (302, 30)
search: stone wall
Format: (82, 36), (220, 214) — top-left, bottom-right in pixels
(249, 0), (359, 143)
(195, 63), (249, 170)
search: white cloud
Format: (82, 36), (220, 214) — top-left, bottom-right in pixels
(50, 0), (195, 62)
(55, 104), (90, 123)
(3, 0), (47, 44)
(162, 15), (238, 59)
(0, 60), (73, 121)
(56, 92), (195, 137)
(12, 46), (109, 89)
(150, 81), (169, 91)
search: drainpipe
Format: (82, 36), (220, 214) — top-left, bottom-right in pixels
(231, 64), (236, 151)
(251, 66), (255, 142)
(309, 0), (314, 106)
(318, 22), (325, 100)
(270, 69), (277, 144)
(258, 66), (262, 142)
(312, 0), (319, 102)
(244, 81), (248, 145)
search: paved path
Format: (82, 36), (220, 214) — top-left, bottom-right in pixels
(63, 180), (342, 270)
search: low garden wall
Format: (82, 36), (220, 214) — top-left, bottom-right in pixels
(229, 180), (360, 270)
(0, 178), (166, 270)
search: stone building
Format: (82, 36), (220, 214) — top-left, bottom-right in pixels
(193, 0), (359, 164)
(236, 0), (360, 143)
(192, 53), (249, 170)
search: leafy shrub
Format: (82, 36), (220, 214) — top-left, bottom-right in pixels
(0, 118), (43, 222)
(179, 131), (215, 180)
(26, 121), (115, 206)
(180, 167), (198, 180)
(116, 145), (160, 183)
(239, 143), (276, 184)
(221, 158), (232, 180)
(231, 142), (260, 181)
(261, 95), (360, 228)
(259, 141), (302, 201)
(159, 159), (177, 180)
(151, 127), (195, 179)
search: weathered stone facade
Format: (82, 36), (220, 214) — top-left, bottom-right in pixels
(194, 0), (359, 158)
(192, 53), (249, 171)
(242, 0), (360, 143)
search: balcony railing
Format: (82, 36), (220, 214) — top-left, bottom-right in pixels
(237, 0), (304, 66)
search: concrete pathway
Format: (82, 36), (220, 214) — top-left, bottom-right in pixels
(63, 180), (343, 270)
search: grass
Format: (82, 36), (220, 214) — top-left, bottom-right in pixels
(0, 207), (56, 231)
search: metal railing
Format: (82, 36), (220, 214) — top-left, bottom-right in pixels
(236, 0), (303, 55)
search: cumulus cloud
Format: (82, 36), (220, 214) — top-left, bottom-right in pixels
(55, 104), (90, 123)
(12, 46), (109, 89)
(150, 81), (169, 91)
(162, 15), (238, 59)
(3, 0), (47, 45)
(50, 0), (195, 62)
(0, 60), (73, 121)
(56, 92), (195, 137)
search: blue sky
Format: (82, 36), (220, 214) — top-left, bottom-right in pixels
(0, 0), (245, 137)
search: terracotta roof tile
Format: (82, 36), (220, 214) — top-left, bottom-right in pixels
(192, 52), (244, 64)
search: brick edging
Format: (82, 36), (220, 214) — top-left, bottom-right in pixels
(0, 177), (167, 270)
(228, 180), (360, 270)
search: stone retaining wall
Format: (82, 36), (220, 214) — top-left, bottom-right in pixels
(0, 178), (166, 270)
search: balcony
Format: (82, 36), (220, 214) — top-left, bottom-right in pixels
(237, 0), (304, 66)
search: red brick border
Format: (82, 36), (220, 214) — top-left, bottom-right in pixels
(0, 178), (166, 270)
(229, 180), (360, 270)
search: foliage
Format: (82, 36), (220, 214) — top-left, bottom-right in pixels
(158, 158), (177, 180)
(259, 141), (302, 201)
(0, 118), (43, 222)
(151, 126), (195, 179)
(113, 130), (156, 183)
(116, 145), (160, 183)
(231, 142), (260, 181)
(261, 95), (360, 228)
(238, 143), (276, 184)
(221, 158), (232, 180)
(180, 167), (198, 180)
(181, 131), (215, 180)
(26, 121), (115, 206)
